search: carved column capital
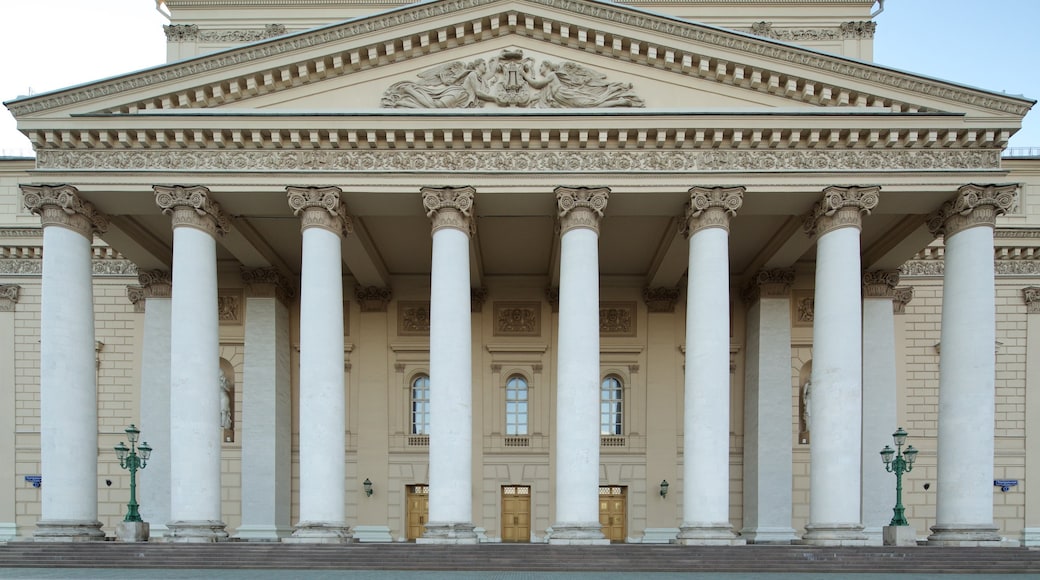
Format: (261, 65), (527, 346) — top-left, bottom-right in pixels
(155, 185), (229, 236)
(682, 186), (744, 237)
(642, 287), (681, 313)
(421, 186), (475, 235)
(926, 183), (1018, 238)
(0, 284), (21, 312)
(138, 269), (173, 298)
(287, 186), (353, 237)
(804, 185), (880, 238)
(546, 287), (560, 313)
(471, 287), (488, 313)
(893, 286), (914, 314)
(862, 270), (901, 299)
(556, 186), (609, 235)
(741, 268), (794, 305)
(355, 285), (392, 312)
(1024, 286), (1040, 314)
(21, 185), (109, 239)
(241, 267), (296, 305)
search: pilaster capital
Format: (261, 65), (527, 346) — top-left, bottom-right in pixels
(1024, 286), (1040, 314)
(556, 186), (609, 235)
(21, 184), (109, 239)
(926, 183), (1018, 238)
(0, 284), (21, 312)
(422, 186), (475, 235)
(862, 270), (901, 299)
(154, 185), (229, 237)
(471, 287), (488, 313)
(893, 286), (914, 314)
(241, 267), (296, 305)
(741, 268), (794, 305)
(138, 269), (173, 298)
(286, 186), (353, 237)
(126, 286), (146, 312)
(803, 185), (880, 238)
(546, 287), (560, 313)
(355, 285), (392, 312)
(682, 186), (744, 237)
(642, 287), (681, 313)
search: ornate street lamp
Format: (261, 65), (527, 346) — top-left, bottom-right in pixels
(114, 424), (152, 523)
(880, 426), (918, 526)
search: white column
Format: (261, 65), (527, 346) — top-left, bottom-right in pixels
(740, 269), (797, 544)
(0, 285), (21, 541)
(802, 185), (879, 546)
(237, 268), (294, 541)
(286, 186), (351, 543)
(419, 186), (477, 544)
(678, 186), (745, 545)
(22, 185), (107, 541)
(134, 270), (173, 538)
(861, 270), (901, 544)
(927, 184), (1017, 546)
(549, 186), (609, 545)
(155, 185), (229, 542)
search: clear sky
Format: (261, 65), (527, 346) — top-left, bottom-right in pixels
(1, 0), (1037, 155)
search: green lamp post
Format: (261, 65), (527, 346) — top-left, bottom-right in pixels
(114, 424), (152, 523)
(880, 426), (918, 527)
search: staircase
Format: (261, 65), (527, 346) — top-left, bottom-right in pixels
(1, 543), (1039, 573)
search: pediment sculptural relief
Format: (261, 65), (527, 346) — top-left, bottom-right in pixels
(380, 49), (645, 109)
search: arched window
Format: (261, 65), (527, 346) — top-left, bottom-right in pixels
(505, 375), (529, 436)
(600, 375), (623, 435)
(411, 374), (430, 435)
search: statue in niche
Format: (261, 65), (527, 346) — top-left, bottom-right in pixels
(219, 368), (233, 440)
(380, 58), (498, 108)
(799, 377), (811, 444)
(522, 60), (645, 108)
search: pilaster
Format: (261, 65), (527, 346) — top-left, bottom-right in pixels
(1025, 287), (1040, 546)
(0, 285), (19, 540)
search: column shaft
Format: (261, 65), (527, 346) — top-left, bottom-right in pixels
(137, 272), (172, 538)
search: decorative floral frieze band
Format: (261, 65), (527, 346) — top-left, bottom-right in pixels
(356, 285), (392, 312)
(21, 184), (109, 239)
(0, 284), (20, 312)
(683, 186), (744, 236)
(0, 258), (137, 277)
(155, 185), (230, 237)
(803, 185), (880, 238)
(164, 24), (288, 42)
(556, 186), (610, 234)
(642, 287), (680, 313)
(862, 270), (900, 298)
(422, 186), (475, 234)
(241, 267), (296, 304)
(750, 21), (876, 41)
(741, 268), (794, 305)
(926, 183), (1018, 238)
(286, 186), (353, 237)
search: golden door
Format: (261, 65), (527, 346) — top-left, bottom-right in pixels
(598, 486), (627, 543)
(405, 484), (429, 541)
(501, 485), (531, 543)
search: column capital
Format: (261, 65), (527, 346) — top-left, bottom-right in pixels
(0, 284), (21, 312)
(862, 270), (900, 299)
(287, 186), (353, 237)
(241, 267), (296, 305)
(926, 183), (1018, 238)
(682, 186), (744, 237)
(155, 185), (229, 237)
(803, 185), (880, 238)
(355, 285), (392, 312)
(126, 286), (146, 312)
(642, 287), (681, 313)
(741, 268), (794, 305)
(139, 269), (173, 298)
(422, 186), (475, 235)
(893, 286), (914, 314)
(556, 186), (609, 235)
(1024, 286), (1040, 314)
(21, 185), (109, 239)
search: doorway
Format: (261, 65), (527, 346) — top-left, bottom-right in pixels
(599, 485), (627, 542)
(405, 484), (429, 541)
(501, 485), (531, 542)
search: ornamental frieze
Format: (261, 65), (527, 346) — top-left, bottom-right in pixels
(165, 24), (289, 43)
(494, 302), (541, 336)
(381, 50), (644, 109)
(749, 21), (876, 41)
(35, 149), (1001, 173)
(399, 301), (431, 335)
(600, 302), (636, 336)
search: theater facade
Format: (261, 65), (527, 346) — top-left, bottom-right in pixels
(2, 0), (1039, 546)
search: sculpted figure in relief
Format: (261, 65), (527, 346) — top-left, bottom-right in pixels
(522, 61), (645, 108)
(380, 59), (497, 108)
(219, 369), (233, 431)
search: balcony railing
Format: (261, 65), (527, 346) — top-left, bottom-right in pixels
(1003, 147), (1040, 158)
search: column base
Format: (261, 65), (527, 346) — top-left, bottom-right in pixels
(641, 528), (679, 544)
(416, 522), (478, 544)
(797, 523), (869, 546)
(147, 523), (169, 540)
(353, 525), (393, 543)
(283, 521), (352, 544)
(738, 526), (798, 544)
(676, 524), (746, 546)
(546, 523), (609, 545)
(234, 524), (293, 542)
(0, 523), (17, 542)
(1022, 527), (1040, 547)
(33, 519), (105, 542)
(883, 525), (917, 546)
(927, 524), (1007, 546)
(862, 526), (884, 546)
(165, 520), (229, 543)
(116, 521), (150, 543)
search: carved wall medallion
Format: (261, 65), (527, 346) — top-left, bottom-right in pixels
(792, 291), (814, 327)
(218, 291), (243, 324)
(399, 301), (431, 335)
(494, 302), (541, 336)
(381, 49), (644, 109)
(600, 302), (636, 336)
